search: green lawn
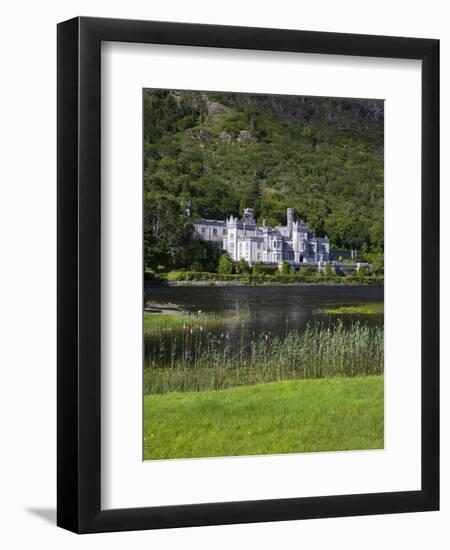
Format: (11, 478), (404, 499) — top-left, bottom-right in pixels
(143, 376), (384, 460)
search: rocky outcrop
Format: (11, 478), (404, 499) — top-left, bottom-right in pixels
(208, 102), (228, 114)
(236, 130), (252, 143)
(219, 131), (232, 143)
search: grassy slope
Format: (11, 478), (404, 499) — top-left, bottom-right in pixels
(144, 376), (383, 460)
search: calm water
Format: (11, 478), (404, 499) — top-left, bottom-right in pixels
(144, 284), (384, 364)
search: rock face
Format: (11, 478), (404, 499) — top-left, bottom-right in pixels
(268, 96), (384, 130)
(187, 127), (212, 144)
(219, 131), (232, 143)
(198, 128), (210, 140)
(208, 102), (228, 114)
(236, 130), (252, 143)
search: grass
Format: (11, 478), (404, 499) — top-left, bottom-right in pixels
(143, 376), (384, 459)
(144, 311), (227, 335)
(318, 303), (384, 315)
(144, 302), (250, 335)
(144, 321), (384, 394)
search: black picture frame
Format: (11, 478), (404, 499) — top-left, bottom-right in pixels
(57, 16), (439, 533)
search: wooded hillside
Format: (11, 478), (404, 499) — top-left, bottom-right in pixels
(143, 89), (384, 272)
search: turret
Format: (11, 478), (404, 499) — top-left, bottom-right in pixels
(287, 208), (295, 227)
(242, 207), (255, 224)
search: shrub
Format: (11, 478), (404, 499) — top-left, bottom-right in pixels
(370, 254), (384, 276)
(190, 261), (204, 272)
(235, 258), (250, 274)
(280, 261), (290, 275)
(252, 262), (263, 275)
(300, 265), (318, 276)
(357, 265), (367, 277)
(167, 270), (186, 281)
(218, 254), (233, 274)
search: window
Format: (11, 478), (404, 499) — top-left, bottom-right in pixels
(201, 227), (206, 235)
(223, 229), (226, 235)
(213, 228), (217, 236)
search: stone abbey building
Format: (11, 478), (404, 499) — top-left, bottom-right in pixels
(193, 207), (331, 266)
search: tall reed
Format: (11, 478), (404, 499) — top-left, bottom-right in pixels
(144, 320), (384, 394)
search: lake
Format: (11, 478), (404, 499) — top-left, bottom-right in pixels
(144, 284), (384, 366)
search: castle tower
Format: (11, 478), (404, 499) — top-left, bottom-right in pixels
(242, 207), (255, 224)
(287, 208), (295, 228)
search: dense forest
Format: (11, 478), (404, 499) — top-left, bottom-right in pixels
(143, 89), (384, 273)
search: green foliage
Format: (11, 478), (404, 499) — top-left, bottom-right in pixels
(357, 264), (367, 277)
(324, 263), (333, 279)
(166, 270), (186, 282)
(236, 258), (250, 274)
(366, 252), (384, 275)
(252, 262), (263, 275)
(163, 269), (383, 285)
(218, 253), (233, 274)
(300, 265), (318, 276)
(280, 260), (290, 275)
(143, 90), (384, 271)
(143, 195), (220, 272)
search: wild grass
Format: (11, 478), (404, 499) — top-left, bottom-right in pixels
(144, 312), (225, 335)
(144, 303), (249, 335)
(143, 376), (384, 459)
(144, 320), (384, 394)
(318, 303), (384, 315)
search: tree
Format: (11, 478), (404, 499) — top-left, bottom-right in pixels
(324, 263), (333, 279)
(369, 253), (384, 276)
(218, 254), (233, 274)
(186, 240), (222, 272)
(280, 261), (290, 275)
(360, 242), (369, 259)
(190, 261), (203, 272)
(143, 196), (192, 271)
(252, 262), (263, 276)
(237, 258), (250, 274)
(357, 264), (367, 277)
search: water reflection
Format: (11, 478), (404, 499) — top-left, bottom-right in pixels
(144, 284), (383, 365)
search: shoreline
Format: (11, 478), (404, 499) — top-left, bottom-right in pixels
(146, 280), (384, 288)
(144, 303), (187, 315)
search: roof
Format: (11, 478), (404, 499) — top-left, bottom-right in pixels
(195, 219), (226, 226)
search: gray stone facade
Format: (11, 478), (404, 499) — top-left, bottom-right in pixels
(194, 207), (330, 266)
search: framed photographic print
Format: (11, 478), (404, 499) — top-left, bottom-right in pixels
(57, 17), (439, 533)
